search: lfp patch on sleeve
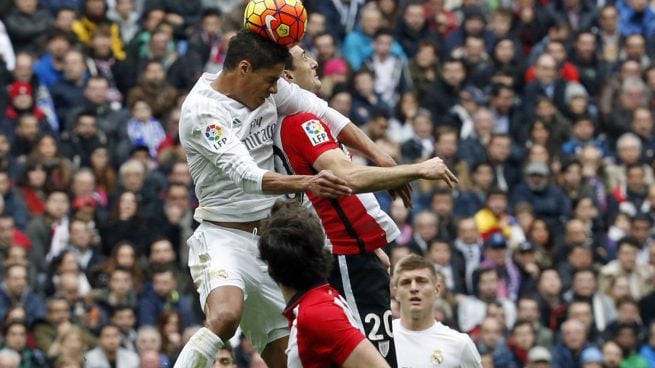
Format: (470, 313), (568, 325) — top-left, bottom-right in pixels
(205, 124), (228, 149)
(301, 120), (329, 146)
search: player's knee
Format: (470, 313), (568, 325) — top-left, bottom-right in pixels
(206, 309), (240, 340)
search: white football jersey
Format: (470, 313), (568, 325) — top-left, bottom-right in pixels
(179, 72), (349, 222)
(393, 320), (482, 368)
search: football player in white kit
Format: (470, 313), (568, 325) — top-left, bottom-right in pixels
(392, 254), (483, 368)
(175, 30), (399, 368)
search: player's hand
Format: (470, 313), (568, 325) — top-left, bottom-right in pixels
(419, 157), (459, 188)
(375, 248), (390, 274)
(307, 170), (352, 198)
(375, 153), (413, 208)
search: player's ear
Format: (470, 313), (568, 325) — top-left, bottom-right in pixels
(238, 60), (252, 75)
(282, 70), (294, 82)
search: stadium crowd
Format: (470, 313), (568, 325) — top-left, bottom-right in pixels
(0, 0), (654, 367)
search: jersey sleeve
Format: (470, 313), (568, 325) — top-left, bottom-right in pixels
(274, 79), (349, 137)
(460, 335), (483, 368)
(298, 296), (366, 366)
(179, 101), (267, 193)
(280, 112), (341, 166)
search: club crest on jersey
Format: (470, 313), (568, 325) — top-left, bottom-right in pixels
(205, 124), (228, 149)
(431, 349), (444, 365)
(302, 120), (328, 146)
(378, 341), (390, 358)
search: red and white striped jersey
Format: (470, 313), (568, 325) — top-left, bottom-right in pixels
(275, 112), (400, 255)
(283, 284), (366, 368)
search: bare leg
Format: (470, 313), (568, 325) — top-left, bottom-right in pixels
(174, 286), (244, 368)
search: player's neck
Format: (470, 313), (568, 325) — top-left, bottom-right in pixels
(280, 285), (296, 303)
(400, 312), (436, 331)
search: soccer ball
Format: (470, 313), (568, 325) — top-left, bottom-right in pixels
(243, 0), (308, 48)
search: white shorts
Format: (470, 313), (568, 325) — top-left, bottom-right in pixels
(187, 222), (289, 353)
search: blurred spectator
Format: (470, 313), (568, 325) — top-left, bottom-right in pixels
(100, 191), (149, 256)
(61, 112), (106, 169)
(421, 57), (466, 121)
(107, 0), (140, 44)
(111, 305), (137, 352)
(513, 241), (541, 296)
(458, 267), (516, 332)
(394, 1), (436, 58)
(85, 28), (132, 104)
(604, 77), (650, 145)
(349, 69), (389, 126)
(46, 325), (90, 366)
(640, 321), (655, 367)
(511, 161), (571, 236)
(443, 6), (493, 58)
(580, 346), (603, 368)
(72, 0), (126, 60)
(26, 190), (69, 283)
(599, 237), (653, 299)
(125, 100), (166, 159)
(551, 319), (593, 368)
(126, 61), (179, 120)
(613, 322), (649, 368)
(187, 8), (223, 69)
(407, 210), (438, 255)
(602, 340), (624, 368)
(564, 269), (617, 341)
(476, 317), (517, 368)
(137, 267), (197, 328)
(536, 268), (568, 331)
(400, 109), (434, 163)
(4, 0), (52, 55)
(596, 5), (620, 64)
(616, 0), (655, 37)
(0, 264), (46, 325)
(524, 53), (569, 118)
(363, 29), (412, 109)
(50, 50), (88, 124)
(517, 296), (554, 348)
(135, 326), (169, 367)
(475, 187), (524, 243)
(83, 324), (138, 368)
(482, 233), (521, 302)
(0, 320), (47, 367)
(66, 76), (131, 164)
(527, 346), (552, 368)
(158, 310), (183, 360)
(142, 0), (203, 33)
(93, 267), (138, 320)
(342, 3), (407, 70)
(508, 320), (537, 367)
(0, 170), (28, 231)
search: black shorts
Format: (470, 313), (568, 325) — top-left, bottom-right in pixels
(329, 251), (397, 368)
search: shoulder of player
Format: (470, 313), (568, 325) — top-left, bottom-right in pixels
(281, 112), (326, 127)
(180, 95), (231, 125)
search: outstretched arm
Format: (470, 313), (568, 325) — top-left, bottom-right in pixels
(337, 122), (413, 207)
(313, 149), (458, 194)
(261, 170), (351, 199)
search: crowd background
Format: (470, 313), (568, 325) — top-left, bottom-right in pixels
(0, 0), (654, 367)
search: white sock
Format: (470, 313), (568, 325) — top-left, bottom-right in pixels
(174, 327), (224, 368)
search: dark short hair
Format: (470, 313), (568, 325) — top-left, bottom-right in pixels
(201, 7), (222, 19)
(617, 236), (641, 251)
(223, 30), (291, 71)
(258, 200), (331, 290)
(373, 28), (394, 40)
(98, 323), (121, 336)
